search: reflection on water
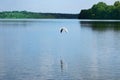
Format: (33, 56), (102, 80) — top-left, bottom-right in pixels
(60, 60), (63, 72)
(80, 21), (120, 31)
(0, 19), (120, 80)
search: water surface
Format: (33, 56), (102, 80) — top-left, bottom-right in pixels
(0, 19), (120, 80)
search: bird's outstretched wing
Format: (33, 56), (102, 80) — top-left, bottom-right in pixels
(60, 27), (68, 33)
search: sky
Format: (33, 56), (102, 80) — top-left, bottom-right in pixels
(0, 0), (118, 13)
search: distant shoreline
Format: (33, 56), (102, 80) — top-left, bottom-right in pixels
(0, 19), (120, 22)
(0, 11), (78, 19)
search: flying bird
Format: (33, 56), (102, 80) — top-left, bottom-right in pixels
(60, 27), (68, 33)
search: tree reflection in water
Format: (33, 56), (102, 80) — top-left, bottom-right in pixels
(80, 21), (120, 31)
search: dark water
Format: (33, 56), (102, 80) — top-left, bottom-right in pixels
(0, 19), (120, 80)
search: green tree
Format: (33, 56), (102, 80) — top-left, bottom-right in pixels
(114, 1), (120, 7)
(79, 1), (120, 19)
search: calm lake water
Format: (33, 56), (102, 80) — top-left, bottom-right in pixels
(0, 19), (120, 80)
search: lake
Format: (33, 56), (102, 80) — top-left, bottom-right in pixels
(0, 19), (120, 80)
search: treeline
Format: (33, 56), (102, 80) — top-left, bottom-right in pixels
(0, 11), (78, 19)
(78, 1), (120, 19)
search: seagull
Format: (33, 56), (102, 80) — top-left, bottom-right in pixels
(60, 27), (68, 33)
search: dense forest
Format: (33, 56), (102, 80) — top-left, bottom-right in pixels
(0, 11), (78, 19)
(78, 1), (120, 19)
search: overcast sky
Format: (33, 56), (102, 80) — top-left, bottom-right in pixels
(0, 0), (118, 13)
